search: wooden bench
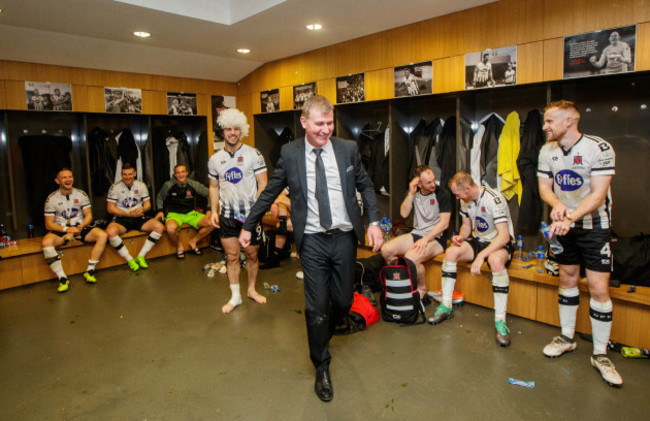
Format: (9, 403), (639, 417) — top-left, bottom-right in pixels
(357, 248), (650, 348)
(0, 227), (209, 290)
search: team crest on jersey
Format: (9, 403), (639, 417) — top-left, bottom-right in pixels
(574, 155), (582, 165)
(186, 190), (192, 197)
(393, 272), (400, 280)
(555, 169), (583, 191)
(74, 199), (79, 204)
(475, 216), (489, 232)
(429, 199), (436, 205)
(481, 206), (486, 213)
(237, 157), (244, 163)
(134, 190), (139, 194)
(224, 167), (244, 183)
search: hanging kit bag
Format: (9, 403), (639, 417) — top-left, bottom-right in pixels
(379, 257), (426, 325)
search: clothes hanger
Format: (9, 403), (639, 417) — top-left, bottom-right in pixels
(478, 112), (505, 124)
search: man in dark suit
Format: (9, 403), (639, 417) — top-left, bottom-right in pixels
(239, 95), (383, 402)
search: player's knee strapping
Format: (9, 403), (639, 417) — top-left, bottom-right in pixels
(441, 259), (457, 308)
(491, 269), (509, 321)
(558, 287), (580, 339)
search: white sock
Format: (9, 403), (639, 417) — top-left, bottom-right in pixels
(229, 284), (243, 307)
(109, 235), (133, 262)
(558, 287), (580, 340)
(441, 260), (457, 308)
(590, 298), (613, 355)
(492, 269), (509, 322)
(139, 231), (162, 257)
(86, 260), (99, 274)
(43, 246), (66, 280)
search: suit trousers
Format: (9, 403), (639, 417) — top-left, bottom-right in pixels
(300, 229), (357, 370)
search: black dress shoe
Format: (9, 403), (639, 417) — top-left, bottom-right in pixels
(314, 369), (333, 402)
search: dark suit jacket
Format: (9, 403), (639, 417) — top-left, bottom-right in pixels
(243, 137), (380, 251)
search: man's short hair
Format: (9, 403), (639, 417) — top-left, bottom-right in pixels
(544, 100), (580, 117)
(414, 165), (433, 178)
(301, 95), (334, 118)
(122, 163), (135, 171)
(174, 164), (187, 172)
(216, 108), (249, 139)
(448, 171), (476, 189)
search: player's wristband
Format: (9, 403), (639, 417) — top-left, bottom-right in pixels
(62, 226), (68, 233)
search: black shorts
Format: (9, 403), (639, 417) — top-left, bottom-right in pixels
(411, 233), (447, 252)
(467, 237), (514, 268)
(220, 216), (262, 246)
(49, 224), (96, 243)
(554, 228), (612, 273)
(111, 216), (150, 232)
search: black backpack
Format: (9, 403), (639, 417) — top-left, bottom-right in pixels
(612, 233), (650, 287)
(379, 257), (426, 325)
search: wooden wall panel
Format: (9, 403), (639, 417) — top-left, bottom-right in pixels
(4, 80), (27, 110)
(433, 56), (465, 94)
(71, 84), (89, 112)
(0, 80), (6, 110)
(87, 86), (106, 113)
(196, 93), (210, 117)
(279, 86), (293, 111)
(517, 41), (545, 85)
(318, 79), (337, 105)
(544, 0), (649, 40)
(142, 90), (166, 115)
(543, 38), (564, 81)
(637, 22), (650, 72)
(365, 68), (394, 102)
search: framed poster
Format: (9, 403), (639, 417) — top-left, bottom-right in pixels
(25, 82), (72, 111)
(394, 61), (432, 97)
(465, 46), (517, 90)
(104, 87), (142, 114)
(336, 73), (365, 104)
(563, 25), (636, 79)
(261, 89), (280, 113)
(167, 92), (197, 115)
(293, 82), (317, 110)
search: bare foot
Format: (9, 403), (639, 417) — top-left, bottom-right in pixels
(222, 297), (242, 314)
(247, 290), (267, 304)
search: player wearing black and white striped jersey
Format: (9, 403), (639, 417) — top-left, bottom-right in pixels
(105, 164), (164, 272)
(537, 100), (621, 386)
(208, 108), (268, 314)
(428, 172), (514, 348)
(41, 168), (108, 293)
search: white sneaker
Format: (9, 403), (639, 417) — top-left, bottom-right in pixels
(296, 271), (304, 280)
(591, 355), (623, 386)
(543, 335), (577, 357)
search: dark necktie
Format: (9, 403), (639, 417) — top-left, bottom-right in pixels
(313, 148), (332, 230)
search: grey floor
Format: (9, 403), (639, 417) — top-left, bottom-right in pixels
(1, 251), (649, 421)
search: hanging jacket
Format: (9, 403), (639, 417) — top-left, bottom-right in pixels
(174, 131), (194, 178)
(87, 127), (115, 197)
(437, 116), (457, 186)
(114, 129), (143, 183)
(497, 111), (522, 203)
(517, 109), (546, 231)
(480, 114), (504, 188)
(407, 119), (427, 179)
(458, 119), (472, 173)
(151, 128), (171, 194)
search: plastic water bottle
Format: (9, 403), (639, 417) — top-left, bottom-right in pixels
(27, 221), (35, 239)
(540, 222), (564, 255)
(536, 245), (545, 273)
(515, 235), (524, 260)
(379, 214), (392, 241)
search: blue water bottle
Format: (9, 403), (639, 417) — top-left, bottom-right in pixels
(515, 235), (524, 260)
(540, 222), (564, 255)
(536, 245), (545, 273)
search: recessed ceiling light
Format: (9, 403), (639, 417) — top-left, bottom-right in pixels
(306, 24), (322, 31)
(133, 31), (151, 38)
(237, 48), (251, 54)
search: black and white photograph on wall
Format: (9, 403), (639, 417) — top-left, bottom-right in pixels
(260, 89), (280, 113)
(167, 92), (197, 115)
(25, 82), (72, 111)
(293, 82), (317, 110)
(212, 95), (237, 151)
(336, 73), (365, 104)
(563, 25), (636, 79)
(394, 61), (432, 97)
(104, 87), (142, 114)
(465, 46), (517, 89)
